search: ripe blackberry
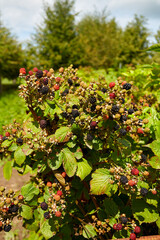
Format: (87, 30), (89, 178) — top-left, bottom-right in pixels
(43, 78), (48, 85)
(120, 115), (127, 122)
(72, 104), (78, 109)
(16, 138), (23, 144)
(40, 202), (48, 210)
(128, 108), (134, 114)
(87, 134), (93, 141)
(140, 188), (148, 196)
(91, 104), (96, 111)
(4, 225), (12, 232)
(36, 70), (43, 78)
(61, 88), (69, 96)
(62, 112), (69, 119)
(72, 109), (80, 118)
(120, 128), (127, 136)
(89, 97), (96, 104)
(10, 204), (19, 213)
(120, 175), (128, 184)
(44, 212), (50, 219)
(101, 88), (107, 93)
(2, 136), (8, 141)
(75, 83), (80, 87)
(123, 83), (132, 90)
(141, 153), (147, 162)
(40, 120), (47, 129)
(40, 86), (49, 94)
(111, 105), (120, 114)
(121, 217), (128, 224)
(68, 78), (73, 86)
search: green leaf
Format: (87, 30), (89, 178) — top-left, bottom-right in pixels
(149, 156), (160, 169)
(82, 224), (97, 239)
(21, 183), (39, 201)
(146, 192), (159, 207)
(1, 140), (12, 148)
(3, 160), (13, 180)
(105, 184), (118, 197)
(147, 140), (160, 157)
(132, 199), (159, 223)
(21, 205), (33, 220)
(104, 198), (119, 217)
(90, 168), (113, 195)
(40, 220), (53, 239)
(146, 43), (160, 52)
(156, 217), (160, 228)
(54, 127), (72, 143)
(137, 181), (149, 189)
(62, 148), (77, 177)
(117, 138), (131, 155)
(47, 154), (62, 171)
(77, 158), (92, 180)
(14, 147), (26, 166)
(8, 143), (18, 152)
(74, 146), (83, 159)
(22, 144), (34, 156)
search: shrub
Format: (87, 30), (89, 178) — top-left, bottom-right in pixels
(0, 65), (159, 239)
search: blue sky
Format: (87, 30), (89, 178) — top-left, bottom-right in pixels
(1, 0), (160, 43)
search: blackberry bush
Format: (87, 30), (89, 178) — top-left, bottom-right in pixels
(0, 65), (160, 239)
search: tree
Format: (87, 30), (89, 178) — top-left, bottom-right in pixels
(118, 15), (150, 66)
(76, 11), (122, 69)
(0, 20), (23, 93)
(32, 0), (81, 69)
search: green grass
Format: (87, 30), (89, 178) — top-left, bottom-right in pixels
(0, 88), (26, 132)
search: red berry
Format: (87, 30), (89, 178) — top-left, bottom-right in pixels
(109, 93), (116, 99)
(113, 224), (117, 230)
(61, 172), (66, 178)
(131, 168), (139, 176)
(33, 67), (38, 72)
(126, 126), (131, 131)
(116, 223), (122, 230)
(19, 68), (26, 74)
(109, 82), (115, 88)
(54, 194), (60, 201)
(54, 84), (60, 90)
(134, 226), (141, 234)
(18, 195), (24, 200)
(47, 182), (52, 187)
(55, 211), (61, 217)
(57, 190), (62, 196)
(130, 233), (136, 240)
(28, 70), (33, 75)
(44, 70), (48, 74)
(128, 180), (136, 186)
(56, 77), (61, 83)
(151, 189), (157, 195)
(5, 132), (10, 137)
(0, 135), (3, 140)
(137, 128), (144, 134)
(122, 81), (127, 86)
(90, 121), (97, 128)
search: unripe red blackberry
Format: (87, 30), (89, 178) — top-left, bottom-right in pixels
(137, 128), (143, 134)
(56, 77), (61, 83)
(134, 226), (141, 234)
(109, 82), (115, 88)
(55, 211), (61, 217)
(61, 172), (66, 178)
(131, 168), (139, 176)
(40, 120), (47, 129)
(47, 182), (52, 187)
(40, 202), (48, 210)
(116, 223), (122, 230)
(54, 84), (60, 91)
(57, 190), (62, 196)
(28, 70), (33, 75)
(19, 68), (26, 75)
(109, 93), (116, 99)
(36, 70), (43, 78)
(128, 180), (136, 186)
(33, 67), (38, 72)
(130, 233), (136, 240)
(5, 132), (10, 137)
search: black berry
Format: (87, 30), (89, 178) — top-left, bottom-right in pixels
(62, 112), (69, 119)
(121, 216), (128, 224)
(40, 120), (47, 129)
(91, 104), (96, 111)
(101, 88), (107, 93)
(40, 202), (48, 210)
(68, 78), (73, 86)
(36, 70), (43, 78)
(140, 188), (148, 196)
(120, 128), (127, 136)
(123, 83), (132, 90)
(44, 212), (50, 219)
(9, 204), (19, 213)
(61, 88), (69, 96)
(40, 86), (49, 94)
(120, 115), (127, 122)
(128, 108), (134, 114)
(72, 109), (80, 118)
(72, 104), (78, 109)
(43, 78), (48, 85)
(120, 175), (128, 184)
(16, 138), (23, 144)
(111, 105), (120, 114)
(4, 225), (12, 232)
(2, 136), (8, 141)
(75, 83), (80, 87)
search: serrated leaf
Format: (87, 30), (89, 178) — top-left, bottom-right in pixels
(132, 199), (159, 223)
(21, 183), (39, 201)
(3, 160), (13, 180)
(74, 146), (83, 159)
(149, 156), (160, 169)
(146, 192), (158, 207)
(40, 220), (53, 239)
(146, 43), (160, 52)
(82, 224), (97, 239)
(1, 140), (12, 148)
(54, 127), (72, 143)
(21, 205), (33, 220)
(90, 168), (112, 195)
(147, 140), (160, 157)
(77, 158), (92, 180)
(62, 148), (77, 177)
(14, 147), (26, 166)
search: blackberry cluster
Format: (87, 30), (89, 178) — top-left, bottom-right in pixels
(40, 86), (49, 94)
(123, 83), (132, 90)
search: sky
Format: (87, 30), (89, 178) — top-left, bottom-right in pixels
(1, 0), (160, 43)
